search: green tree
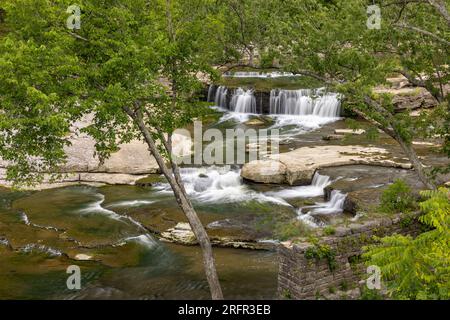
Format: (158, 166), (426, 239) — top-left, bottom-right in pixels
(0, 0), (224, 299)
(364, 188), (450, 299)
(213, 0), (283, 70)
(263, 0), (450, 189)
(379, 179), (416, 214)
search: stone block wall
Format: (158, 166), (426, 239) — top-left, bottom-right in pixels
(277, 213), (424, 300)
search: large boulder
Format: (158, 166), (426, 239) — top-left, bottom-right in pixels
(241, 159), (287, 184)
(373, 85), (438, 112)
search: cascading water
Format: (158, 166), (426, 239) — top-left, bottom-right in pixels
(270, 88), (341, 117)
(311, 190), (347, 215)
(156, 166), (289, 205)
(214, 86), (228, 109)
(207, 85), (216, 103)
(211, 85), (340, 119)
(266, 172), (331, 199)
(298, 190), (347, 227)
(230, 88), (257, 113)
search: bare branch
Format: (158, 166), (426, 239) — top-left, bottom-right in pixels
(67, 32), (89, 42)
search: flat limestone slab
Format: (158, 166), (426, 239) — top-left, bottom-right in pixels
(241, 145), (412, 185)
(334, 129), (366, 135)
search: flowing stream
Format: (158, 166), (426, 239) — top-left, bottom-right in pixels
(0, 83), (351, 299)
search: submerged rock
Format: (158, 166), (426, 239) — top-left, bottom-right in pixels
(161, 223), (197, 245)
(135, 175), (167, 188)
(322, 134), (345, 141)
(160, 221), (274, 250)
(74, 253), (93, 261)
(244, 118), (266, 126)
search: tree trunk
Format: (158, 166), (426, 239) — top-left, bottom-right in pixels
(392, 129), (436, 190)
(124, 107), (224, 300)
(357, 97), (437, 190)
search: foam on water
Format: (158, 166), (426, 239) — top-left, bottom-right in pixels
(21, 244), (64, 257)
(107, 200), (155, 208)
(157, 166), (290, 206)
(79, 194), (123, 221)
(20, 212), (30, 225)
(0, 238), (10, 247)
(122, 234), (158, 249)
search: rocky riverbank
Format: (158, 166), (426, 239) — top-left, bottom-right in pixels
(241, 145), (412, 185)
(0, 115), (192, 190)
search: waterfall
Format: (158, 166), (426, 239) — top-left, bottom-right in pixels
(230, 88), (257, 113)
(214, 86), (228, 109)
(270, 89), (341, 117)
(310, 190), (347, 215)
(265, 172), (331, 199)
(297, 189), (347, 227)
(311, 172), (331, 188)
(207, 85), (215, 102)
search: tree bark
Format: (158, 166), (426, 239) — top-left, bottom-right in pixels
(123, 106), (224, 300)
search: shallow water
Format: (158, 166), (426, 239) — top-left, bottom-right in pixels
(0, 185), (278, 300)
(1, 97), (380, 299)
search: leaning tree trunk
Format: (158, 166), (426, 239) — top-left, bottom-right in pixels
(392, 129), (437, 190)
(124, 106), (224, 300)
(357, 97), (437, 190)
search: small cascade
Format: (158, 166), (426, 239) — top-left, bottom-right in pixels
(207, 85), (215, 102)
(301, 190), (347, 216)
(270, 88), (341, 117)
(311, 172), (331, 188)
(295, 191), (347, 229)
(266, 172), (331, 199)
(19, 212), (62, 231)
(214, 86), (228, 109)
(297, 190), (347, 227)
(230, 88), (257, 113)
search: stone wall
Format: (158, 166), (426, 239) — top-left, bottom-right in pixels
(277, 213), (424, 300)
